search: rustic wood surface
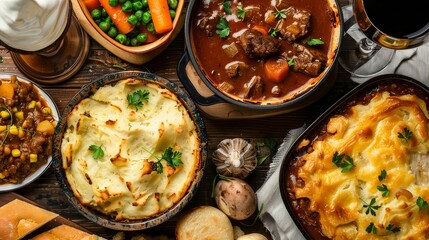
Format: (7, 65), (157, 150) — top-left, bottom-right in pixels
(0, 1), (358, 239)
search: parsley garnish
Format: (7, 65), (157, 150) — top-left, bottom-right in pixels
(306, 38), (324, 46)
(398, 127), (413, 142)
(216, 17), (230, 38)
(417, 196), (428, 210)
(256, 138), (277, 165)
(366, 222), (377, 234)
(274, 8), (287, 19)
(287, 58), (295, 66)
(127, 89), (150, 111)
(221, 0), (232, 14)
(89, 145), (104, 159)
(160, 147), (183, 169)
(332, 152), (355, 173)
(268, 27), (279, 37)
(362, 198), (381, 216)
(236, 4), (246, 19)
(377, 184), (390, 197)
(378, 169), (387, 181)
(386, 224), (401, 233)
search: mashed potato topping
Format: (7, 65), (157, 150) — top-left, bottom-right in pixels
(61, 78), (201, 220)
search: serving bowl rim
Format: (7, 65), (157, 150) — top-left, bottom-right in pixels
(184, 0), (344, 110)
(0, 73), (60, 193)
(278, 74), (429, 239)
(75, 0), (185, 54)
(52, 70), (208, 230)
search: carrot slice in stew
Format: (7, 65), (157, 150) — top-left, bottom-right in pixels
(264, 58), (290, 83)
(148, 0), (173, 34)
(83, 0), (101, 12)
(99, 0), (135, 34)
(252, 25), (268, 35)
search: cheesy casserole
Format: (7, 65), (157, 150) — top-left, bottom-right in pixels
(290, 89), (429, 239)
(61, 78), (201, 220)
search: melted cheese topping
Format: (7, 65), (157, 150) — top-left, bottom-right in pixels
(61, 79), (201, 220)
(296, 92), (429, 239)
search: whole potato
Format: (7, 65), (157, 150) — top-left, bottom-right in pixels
(215, 178), (257, 220)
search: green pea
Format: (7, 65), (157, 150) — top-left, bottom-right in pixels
(136, 33), (147, 43)
(128, 14), (138, 25)
(130, 37), (139, 46)
(169, 9), (176, 19)
(91, 9), (102, 20)
(122, 1), (133, 12)
(105, 16), (112, 24)
(109, 0), (119, 6)
(99, 21), (111, 32)
(132, 1), (143, 11)
(141, 0), (148, 8)
(119, 0), (126, 2)
(142, 11), (151, 25)
(147, 22), (155, 34)
(101, 8), (108, 18)
(108, 27), (118, 38)
(134, 10), (143, 20)
(115, 34), (127, 44)
(95, 19), (102, 25)
(125, 37), (131, 46)
(167, 0), (178, 9)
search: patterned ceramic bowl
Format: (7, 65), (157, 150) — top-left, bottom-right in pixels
(52, 71), (207, 230)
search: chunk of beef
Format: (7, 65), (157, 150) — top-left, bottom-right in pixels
(291, 43), (327, 77)
(197, 16), (216, 37)
(225, 61), (249, 78)
(242, 76), (264, 98)
(239, 29), (280, 58)
(278, 7), (311, 42)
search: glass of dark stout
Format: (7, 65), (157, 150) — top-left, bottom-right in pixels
(0, 0), (90, 84)
(338, 0), (429, 77)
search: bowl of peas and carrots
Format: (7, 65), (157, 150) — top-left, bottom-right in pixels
(77, 0), (183, 55)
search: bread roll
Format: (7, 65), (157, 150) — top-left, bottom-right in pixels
(176, 206), (234, 240)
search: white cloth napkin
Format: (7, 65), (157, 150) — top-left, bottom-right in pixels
(341, 5), (429, 84)
(256, 126), (306, 240)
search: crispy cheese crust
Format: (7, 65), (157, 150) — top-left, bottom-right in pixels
(61, 79), (201, 220)
(295, 92), (429, 239)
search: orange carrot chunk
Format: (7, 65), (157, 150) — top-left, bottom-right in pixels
(252, 25), (268, 35)
(83, 0), (101, 12)
(148, 0), (173, 34)
(264, 58), (290, 83)
(99, 0), (135, 34)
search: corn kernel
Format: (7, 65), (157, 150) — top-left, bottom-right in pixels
(18, 128), (25, 138)
(15, 111), (24, 120)
(9, 125), (18, 135)
(0, 111), (9, 119)
(0, 173), (4, 179)
(30, 154), (38, 163)
(28, 100), (36, 109)
(0, 125), (6, 132)
(11, 149), (21, 157)
(36, 101), (41, 108)
(42, 107), (51, 115)
(12, 107), (17, 112)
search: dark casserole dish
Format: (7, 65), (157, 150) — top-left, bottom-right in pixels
(280, 74), (429, 239)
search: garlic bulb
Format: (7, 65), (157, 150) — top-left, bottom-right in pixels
(212, 138), (257, 179)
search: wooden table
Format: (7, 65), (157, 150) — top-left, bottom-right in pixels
(0, 6), (358, 240)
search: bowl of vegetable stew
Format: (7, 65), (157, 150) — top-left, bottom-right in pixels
(74, 0), (184, 55)
(0, 73), (60, 192)
(183, 0), (343, 110)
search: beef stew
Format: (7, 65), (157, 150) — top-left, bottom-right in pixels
(188, 0), (341, 106)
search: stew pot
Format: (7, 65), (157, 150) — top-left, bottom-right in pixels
(180, 0), (344, 111)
